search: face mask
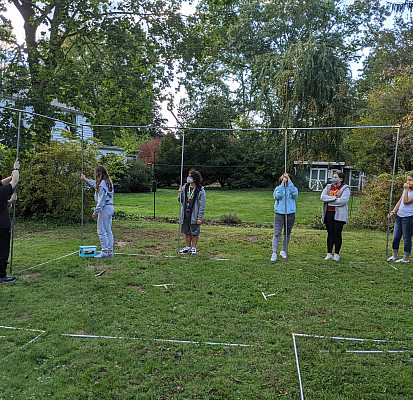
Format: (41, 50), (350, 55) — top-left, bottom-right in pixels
(332, 178), (339, 185)
(187, 177), (193, 184)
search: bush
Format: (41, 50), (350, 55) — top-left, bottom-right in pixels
(116, 160), (152, 193)
(220, 213), (242, 224)
(16, 141), (98, 223)
(352, 172), (406, 230)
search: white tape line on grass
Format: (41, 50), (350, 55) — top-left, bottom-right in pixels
(19, 251), (78, 273)
(320, 350), (408, 354)
(25, 333), (43, 346)
(0, 325), (46, 333)
(153, 338), (251, 347)
(293, 333), (387, 343)
(114, 252), (232, 261)
(62, 333), (250, 347)
(291, 333), (305, 400)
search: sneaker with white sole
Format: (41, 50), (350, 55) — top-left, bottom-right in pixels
(387, 256), (397, 262)
(333, 254), (340, 261)
(108, 252), (114, 258)
(0, 275), (16, 283)
(324, 254), (333, 260)
(191, 248), (197, 255)
(280, 250), (287, 259)
(94, 252), (109, 258)
(270, 253), (277, 261)
(395, 258), (409, 263)
(179, 247), (191, 254)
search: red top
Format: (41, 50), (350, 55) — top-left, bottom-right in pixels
(327, 184), (344, 212)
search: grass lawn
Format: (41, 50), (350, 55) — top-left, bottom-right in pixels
(114, 188), (363, 226)
(1, 190), (411, 399)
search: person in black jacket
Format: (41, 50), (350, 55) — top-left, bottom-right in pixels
(0, 159), (20, 283)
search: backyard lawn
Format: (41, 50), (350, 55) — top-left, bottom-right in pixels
(1, 189), (411, 399)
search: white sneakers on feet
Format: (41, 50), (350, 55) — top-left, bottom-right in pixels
(333, 254), (340, 261)
(387, 256), (397, 262)
(324, 254), (333, 260)
(280, 250), (287, 259)
(395, 258), (409, 263)
(94, 252), (109, 258)
(270, 253), (277, 261)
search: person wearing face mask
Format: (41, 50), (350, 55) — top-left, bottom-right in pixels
(387, 172), (413, 263)
(178, 169), (206, 255)
(320, 171), (351, 261)
(271, 172), (298, 261)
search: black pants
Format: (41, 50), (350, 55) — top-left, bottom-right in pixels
(325, 211), (345, 254)
(0, 228), (11, 278)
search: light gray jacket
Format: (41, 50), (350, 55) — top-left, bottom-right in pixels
(88, 179), (114, 214)
(321, 184), (351, 223)
(178, 184), (206, 224)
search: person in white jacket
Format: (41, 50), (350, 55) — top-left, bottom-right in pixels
(81, 166), (115, 258)
(320, 171), (350, 261)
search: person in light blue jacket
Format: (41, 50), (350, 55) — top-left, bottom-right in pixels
(81, 166), (114, 258)
(271, 173), (298, 261)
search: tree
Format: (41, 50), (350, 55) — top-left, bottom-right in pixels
(8, 0), (184, 143)
(345, 71), (413, 174)
(176, 0), (387, 163)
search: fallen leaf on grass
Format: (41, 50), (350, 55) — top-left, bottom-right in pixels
(230, 376), (242, 383)
(371, 280), (378, 284)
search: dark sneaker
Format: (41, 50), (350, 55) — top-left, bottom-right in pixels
(0, 276), (17, 283)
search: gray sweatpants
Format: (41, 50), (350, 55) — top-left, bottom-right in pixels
(97, 205), (114, 251)
(272, 213), (295, 253)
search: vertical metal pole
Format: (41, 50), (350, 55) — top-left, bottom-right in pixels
(292, 333), (306, 400)
(386, 126), (400, 259)
(10, 111), (22, 274)
(284, 127), (288, 257)
(178, 132), (185, 253)
(81, 124), (84, 246)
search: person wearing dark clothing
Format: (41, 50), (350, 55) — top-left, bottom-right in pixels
(178, 170), (206, 255)
(0, 159), (20, 283)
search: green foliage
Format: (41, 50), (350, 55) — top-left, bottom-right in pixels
(352, 172), (406, 231)
(345, 72), (413, 174)
(16, 141), (98, 222)
(116, 160), (153, 193)
(220, 213), (242, 224)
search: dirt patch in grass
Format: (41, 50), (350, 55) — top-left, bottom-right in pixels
(16, 313), (30, 321)
(20, 273), (41, 281)
(246, 236), (260, 243)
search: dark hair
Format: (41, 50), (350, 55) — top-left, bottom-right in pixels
(334, 171), (345, 184)
(189, 169), (203, 185)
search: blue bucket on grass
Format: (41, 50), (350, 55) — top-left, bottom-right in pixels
(79, 245), (97, 258)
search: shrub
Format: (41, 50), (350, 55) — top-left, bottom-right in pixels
(353, 172), (406, 230)
(117, 160), (152, 193)
(16, 141), (98, 223)
(220, 213), (242, 225)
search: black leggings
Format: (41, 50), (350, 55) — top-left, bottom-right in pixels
(325, 211), (345, 254)
(0, 228), (11, 278)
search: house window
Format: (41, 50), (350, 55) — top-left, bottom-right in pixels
(309, 168), (327, 191)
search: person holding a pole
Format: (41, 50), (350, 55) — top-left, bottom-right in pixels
(178, 170), (206, 255)
(387, 172), (413, 263)
(81, 166), (115, 258)
(321, 171), (350, 261)
(271, 173), (298, 261)
(0, 159), (19, 283)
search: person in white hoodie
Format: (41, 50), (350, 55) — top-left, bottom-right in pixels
(81, 166), (114, 258)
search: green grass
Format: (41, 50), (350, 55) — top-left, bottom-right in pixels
(1, 208), (412, 399)
(115, 188), (363, 226)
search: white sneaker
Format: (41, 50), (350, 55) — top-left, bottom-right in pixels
(333, 254), (340, 261)
(387, 256), (397, 262)
(94, 252), (109, 258)
(191, 248), (197, 255)
(395, 258), (409, 263)
(324, 254), (333, 260)
(280, 250), (287, 259)
(270, 253), (277, 261)
(179, 247), (191, 254)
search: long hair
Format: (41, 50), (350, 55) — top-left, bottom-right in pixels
(94, 165), (113, 193)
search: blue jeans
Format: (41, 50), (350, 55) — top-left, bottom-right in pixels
(392, 215), (413, 256)
(272, 213), (295, 253)
(97, 205), (114, 252)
